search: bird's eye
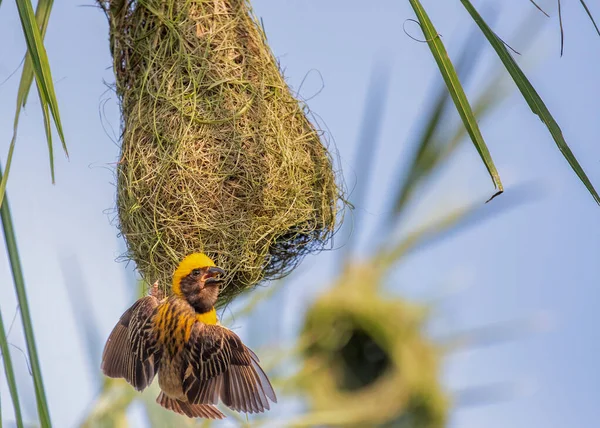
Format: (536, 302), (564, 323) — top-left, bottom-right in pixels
(191, 269), (201, 277)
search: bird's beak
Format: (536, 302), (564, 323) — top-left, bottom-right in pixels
(204, 266), (225, 286)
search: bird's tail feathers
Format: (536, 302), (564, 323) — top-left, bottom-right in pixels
(156, 392), (224, 419)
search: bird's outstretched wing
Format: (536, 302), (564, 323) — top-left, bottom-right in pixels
(101, 295), (162, 391)
(180, 323), (277, 413)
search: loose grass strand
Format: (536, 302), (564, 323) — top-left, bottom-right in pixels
(579, 0), (600, 38)
(558, 0), (565, 56)
(529, 0), (550, 17)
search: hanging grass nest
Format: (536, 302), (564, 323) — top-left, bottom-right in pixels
(297, 264), (448, 427)
(99, 0), (342, 303)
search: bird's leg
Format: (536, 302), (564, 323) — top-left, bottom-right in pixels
(150, 280), (164, 300)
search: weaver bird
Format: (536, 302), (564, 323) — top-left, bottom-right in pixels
(101, 253), (277, 419)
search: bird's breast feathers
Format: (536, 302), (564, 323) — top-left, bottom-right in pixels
(152, 297), (218, 355)
(195, 308), (218, 325)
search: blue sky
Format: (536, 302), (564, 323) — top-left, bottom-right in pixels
(0, 0), (598, 427)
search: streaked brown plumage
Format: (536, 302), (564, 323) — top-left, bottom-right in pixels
(101, 253), (277, 419)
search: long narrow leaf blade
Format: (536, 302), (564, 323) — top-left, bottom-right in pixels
(0, 166), (52, 426)
(460, 0), (600, 205)
(0, 83), (28, 209)
(0, 308), (25, 428)
(20, 0), (55, 108)
(0, 138), (18, 212)
(14, 0), (66, 147)
(36, 80), (54, 182)
(1, 0), (63, 209)
(392, 20), (492, 219)
(408, 0), (503, 200)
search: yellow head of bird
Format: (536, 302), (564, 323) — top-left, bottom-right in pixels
(172, 253), (223, 297)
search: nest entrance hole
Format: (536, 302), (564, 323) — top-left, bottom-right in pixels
(337, 326), (392, 392)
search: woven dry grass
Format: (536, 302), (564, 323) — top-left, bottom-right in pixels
(99, 0), (343, 303)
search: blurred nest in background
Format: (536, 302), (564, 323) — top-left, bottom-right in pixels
(99, 0), (343, 304)
(298, 264), (448, 427)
